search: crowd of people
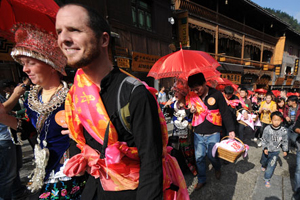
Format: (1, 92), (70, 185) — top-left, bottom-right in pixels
(0, 2), (300, 200)
(162, 80), (300, 199)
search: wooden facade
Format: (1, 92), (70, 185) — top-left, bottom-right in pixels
(174, 0), (300, 90)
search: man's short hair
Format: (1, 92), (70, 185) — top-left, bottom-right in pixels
(61, 3), (111, 38)
(224, 86), (234, 95)
(240, 87), (248, 93)
(188, 73), (206, 88)
(287, 95), (298, 103)
(271, 111), (284, 120)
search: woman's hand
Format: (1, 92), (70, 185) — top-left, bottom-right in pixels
(61, 124), (74, 140)
(13, 84), (26, 97)
(190, 104), (196, 113)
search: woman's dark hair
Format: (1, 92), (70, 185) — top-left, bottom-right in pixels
(188, 73), (206, 88)
(224, 86), (234, 95)
(266, 92), (273, 98)
(271, 111), (284, 120)
(276, 97), (285, 104)
(61, 3), (111, 39)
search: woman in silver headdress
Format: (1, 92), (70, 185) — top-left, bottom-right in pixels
(0, 24), (85, 199)
(164, 79), (197, 175)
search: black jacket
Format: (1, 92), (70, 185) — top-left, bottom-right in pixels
(80, 67), (163, 200)
(194, 87), (235, 134)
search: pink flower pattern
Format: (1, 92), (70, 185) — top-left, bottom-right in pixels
(70, 186), (80, 194)
(39, 192), (51, 199)
(61, 189), (67, 197)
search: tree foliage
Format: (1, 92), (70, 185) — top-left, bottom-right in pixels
(265, 8), (300, 33)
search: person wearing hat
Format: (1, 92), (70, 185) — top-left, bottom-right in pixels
(164, 79), (196, 175)
(0, 23), (85, 199)
(187, 72), (235, 190)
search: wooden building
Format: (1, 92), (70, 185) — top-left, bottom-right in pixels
(173, 0), (300, 90)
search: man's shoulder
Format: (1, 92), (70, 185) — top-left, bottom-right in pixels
(208, 87), (222, 97)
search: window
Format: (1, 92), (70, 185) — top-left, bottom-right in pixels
(131, 0), (152, 31)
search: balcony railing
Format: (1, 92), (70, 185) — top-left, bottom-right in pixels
(209, 53), (275, 70)
(176, 0), (278, 45)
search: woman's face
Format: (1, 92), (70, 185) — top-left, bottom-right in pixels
(266, 95), (272, 103)
(174, 91), (184, 100)
(278, 100), (285, 108)
(20, 57), (56, 87)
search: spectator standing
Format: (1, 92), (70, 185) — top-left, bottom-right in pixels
(292, 115), (300, 199)
(238, 88), (253, 141)
(0, 84), (28, 200)
(158, 86), (167, 110)
(276, 97), (285, 115)
(257, 92), (277, 146)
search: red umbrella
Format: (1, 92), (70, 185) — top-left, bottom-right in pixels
(287, 92), (300, 97)
(207, 77), (233, 88)
(254, 88), (267, 94)
(148, 48), (221, 80)
(0, 0), (59, 41)
(231, 84), (239, 91)
(287, 92), (294, 97)
(272, 90), (281, 97)
(248, 90), (254, 95)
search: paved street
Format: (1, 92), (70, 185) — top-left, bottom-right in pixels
(19, 123), (297, 200)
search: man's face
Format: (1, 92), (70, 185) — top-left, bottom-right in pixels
(225, 93), (233, 100)
(190, 84), (206, 97)
(240, 90), (247, 98)
(271, 115), (282, 128)
(280, 91), (286, 97)
(56, 5), (101, 68)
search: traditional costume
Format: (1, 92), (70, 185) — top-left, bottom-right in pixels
(167, 79), (196, 175)
(10, 24), (85, 199)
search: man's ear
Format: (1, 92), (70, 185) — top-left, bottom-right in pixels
(101, 32), (110, 48)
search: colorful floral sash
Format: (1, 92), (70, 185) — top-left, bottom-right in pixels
(186, 92), (222, 126)
(64, 69), (189, 199)
(222, 93), (240, 108)
(239, 97), (249, 109)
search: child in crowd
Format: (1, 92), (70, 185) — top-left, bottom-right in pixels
(256, 92), (277, 146)
(276, 97), (285, 115)
(260, 111), (288, 188)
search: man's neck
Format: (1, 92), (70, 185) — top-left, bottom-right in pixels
(201, 86), (208, 100)
(82, 56), (113, 89)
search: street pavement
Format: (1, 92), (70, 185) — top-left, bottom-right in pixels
(19, 123), (297, 200)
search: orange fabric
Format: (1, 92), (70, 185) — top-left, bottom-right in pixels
(186, 92), (222, 126)
(64, 69), (140, 191)
(64, 69), (189, 199)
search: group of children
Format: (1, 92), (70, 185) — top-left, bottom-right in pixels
(223, 86), (298, 189)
